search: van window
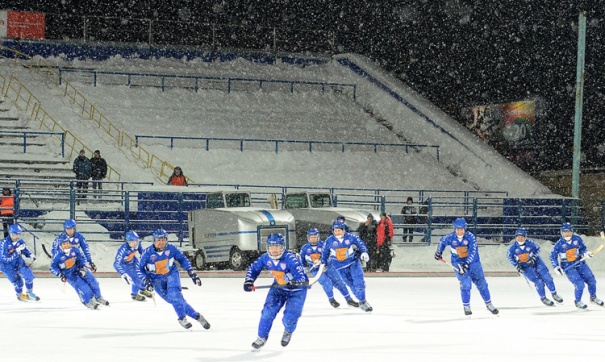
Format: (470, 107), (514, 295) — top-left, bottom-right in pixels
(284, 194), (308, 208)
(226, 193), (250, 207)
(206, 193), (225, 209)
(310, 194), (332, 208)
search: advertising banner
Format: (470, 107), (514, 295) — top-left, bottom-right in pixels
(0, 11), (45, 39)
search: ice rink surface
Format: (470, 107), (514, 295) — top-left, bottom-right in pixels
(2, 274), (605, 362)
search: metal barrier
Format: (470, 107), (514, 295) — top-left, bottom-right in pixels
(135, 135), (440, 160)
(0, 130), (65, 157)
(58, 69), (357, 100)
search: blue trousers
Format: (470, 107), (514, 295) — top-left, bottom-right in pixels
(315, 266), (351, 301)
(122, 264), (145, 295)
(67, 269), (101, 304)
(564, 261), (597, 302)
(152, 272), (198, 319)
(522, 258), (557, 299)
(3, 265), (34, 294)
(258, 287), (307, 339)
(334, 259), (366, 302)
(455, 261), (491, 306)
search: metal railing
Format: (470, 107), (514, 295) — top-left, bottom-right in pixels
(58, 68), (357, 99)
(135, 135), (440, 159)
(0, 130), (65, 157)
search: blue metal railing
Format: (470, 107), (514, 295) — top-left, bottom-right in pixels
(58, 68), (357, 100)
(0, 131), (65, 157)
(135, 135), (440, 160)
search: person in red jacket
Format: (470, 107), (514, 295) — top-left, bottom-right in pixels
(167, 166), (188, 186)
(1, 188), (15, 238)
(376, 212), (394, 272)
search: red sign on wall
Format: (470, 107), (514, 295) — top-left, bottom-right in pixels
(0, 11), (45, 39)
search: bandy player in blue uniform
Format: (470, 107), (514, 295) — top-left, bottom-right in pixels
(434, 218), (498, 316)
(549, 222), (604, 309)
(113, 231), (153, 301)
(320, 220), (372, 312)
(507, 227), (563, 306)
(299, 227), (359, 308)
(244, 233), (308, 351)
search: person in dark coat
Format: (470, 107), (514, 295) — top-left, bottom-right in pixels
(73, 149), (92, 198)
(358, 214), (378, 271)
(90, 150), (108, 197)
(401, 197), (418, 242)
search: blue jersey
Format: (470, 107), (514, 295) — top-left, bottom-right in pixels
(113, 242), (144, 275)
(246, 251), (308, 288)
(507, 239), (542, 267)
(320, 232), (368, 269)
(0, 236), (33, 270)
(52, 232), (92, 263)
(49, 246), (89, 278)
(436, 230), (481, 266)
(299, 241), (326, 271)
(549, 234), (587, 268)
(139, 244), (192, 281)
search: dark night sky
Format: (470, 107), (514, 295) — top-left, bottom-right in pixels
(2, 0), (605, 171)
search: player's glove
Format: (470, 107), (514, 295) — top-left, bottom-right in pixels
(527, 255), (536, 267)
(89, 261), (97, 273)
(515, 263), (523, 273)
(584, 252), (593, 259)
(360, 252), (369, 262)
(554, 266), (563, 276)
(121, 274), (132, 285)
(457, 262), (468, 275)
(188, 270), (202, 286)
(15, 244), (26, 253)
(59, 273), (67, 283)
(434, 251), (442, 260)
(243, 278), (254, 292)
(143, 278), (154, 292)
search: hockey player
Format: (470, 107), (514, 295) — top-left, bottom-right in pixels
(507, 227), (563, 306)
(320, 221), (373, 312)
(139, 229), (210, 330)
(244, 233), (309, 351)
(549, 222), (603, 309)
(0, 224), (40, 301)
(434, 218), (499, 316)
(113, 231), (153, 301)
(299, 227), (359, 308)
(51, 219), (97, 272)
(50, 234), (109, 309)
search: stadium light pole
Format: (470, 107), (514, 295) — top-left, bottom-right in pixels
(571, 11), (586, 201)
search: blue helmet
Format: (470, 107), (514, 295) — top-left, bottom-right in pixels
(307, 228), (320, 237)
(63, 219), (77, 229)
(337, 215), (346, 222)
(125, 231), (140, 242)
(453, 218), (467, 229)
(152, 229), (168, 241)
(266, 233), (285, 260)
(560, 222), (572, 232)
(332, 221), (346, 231)
(8, 224), (22, 235)
(515, 228), (527, 237)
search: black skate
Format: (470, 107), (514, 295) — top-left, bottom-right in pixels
(486, 302), (499, 315)
(552, 293), (563, 303)
(131, 294), (146, 301)
(541, 297), (554, 306)
(94, 297), (110, 306)
(346, 299), (359, 308)
(178, 317), (192, 329)
(329, 299), (340, 308)
(196, 313), (211, 329)
(281, 331), (292, 347)
(359, 300), (373, 312)
(590, 296), (604, 306)
(251, 337), (267, 351)
(575, 300), (587, 309)
(463, 306), (472, 316)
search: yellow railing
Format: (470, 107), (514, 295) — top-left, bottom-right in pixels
(0, 46), (184, 184)
(0, 74), (122, 181)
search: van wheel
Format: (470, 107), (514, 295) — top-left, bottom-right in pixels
(193, 250), (206, 271)
(229, 247), (247, 271)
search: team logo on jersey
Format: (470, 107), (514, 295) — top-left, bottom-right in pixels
(463, 240), (468, 245)
(345, 240), (350, 245)
(333, 241), (339, 247)
(150, 255), (157, 261)
(280, 262), (286, 270)
(573, 240), (578, 246)
(525, 246), (530, 252)
(165, 250), (171, 256)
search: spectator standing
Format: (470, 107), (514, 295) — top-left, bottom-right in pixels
(401, 197), (418, 242)
(73, 149), (92, 198)
(90, 150), (107, 197)
(1, 187), (14, 238)
(376, 212), (394, 272)
(358, 214), (378, 271)
(167, 166), (188, 186)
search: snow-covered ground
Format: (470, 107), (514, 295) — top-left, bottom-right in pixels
(1, 274), (604, 362)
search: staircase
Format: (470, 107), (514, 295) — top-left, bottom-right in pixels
(0, 98), (74, 188)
